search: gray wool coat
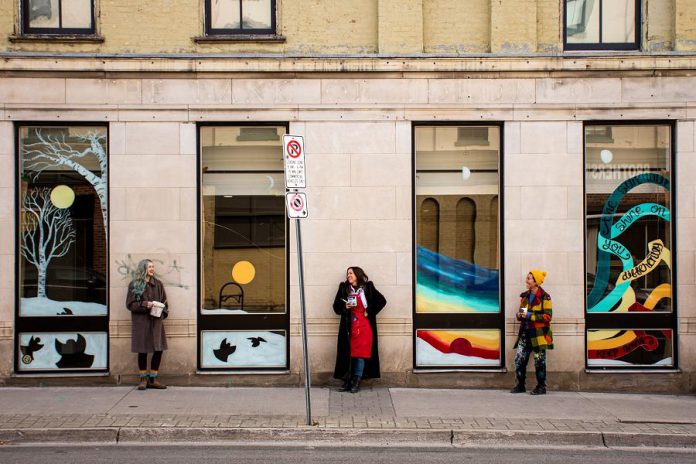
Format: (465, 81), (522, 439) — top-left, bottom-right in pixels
(126, 278), (169, 353)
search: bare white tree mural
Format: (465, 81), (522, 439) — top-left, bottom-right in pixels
(22, 129), (108, 230)
(20, 188), (76, 298)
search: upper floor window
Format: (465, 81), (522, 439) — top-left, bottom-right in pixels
(21, 0), (95, 35)
(205, 0), (276, 36)
(564, 0), (640, 50)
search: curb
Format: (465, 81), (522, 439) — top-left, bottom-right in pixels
(1, 427), (695, 449)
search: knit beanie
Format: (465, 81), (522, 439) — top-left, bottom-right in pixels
(530, 269), (547, 285)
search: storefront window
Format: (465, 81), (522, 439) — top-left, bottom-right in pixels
(198, 124), (288, 371)
(16, 124), (109, 373)
(584, 122), (676, 369)
(413, 124), (502, 369)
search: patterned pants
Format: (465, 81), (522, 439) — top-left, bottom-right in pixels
(514, 334), (547, 388)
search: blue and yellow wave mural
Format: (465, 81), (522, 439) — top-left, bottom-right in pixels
(416, 246), (500, 314)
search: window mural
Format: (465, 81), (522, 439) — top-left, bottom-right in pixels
(416, 329), (500, 367)
(16, 125), (109, 373)
(18, 332), (108, 371)
(200, 330), (287, 368)
(198, 124), (289, 371)
(584, 123), (676, 369)
(414, 125), (502, 369)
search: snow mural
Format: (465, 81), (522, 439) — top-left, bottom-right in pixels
(18, 332), (108, 371)
(201, 330), (287, 368)
(18, 126), (108, 328)
(20, 187), (76, 299)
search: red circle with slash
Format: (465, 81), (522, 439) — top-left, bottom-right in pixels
(286, 140), (302, 158)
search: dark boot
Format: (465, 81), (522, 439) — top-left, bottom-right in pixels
(530, 385), (546, 395)
(349, 376), (361, 393)
(510, 383), (526, 393)
(338, 375), (352, 392)
(137, 376), (148, 391)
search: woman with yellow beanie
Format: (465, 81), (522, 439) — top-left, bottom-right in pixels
(511, 270), (553, 395)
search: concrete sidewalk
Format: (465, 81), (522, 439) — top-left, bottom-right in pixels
(1, 386), (695, 448)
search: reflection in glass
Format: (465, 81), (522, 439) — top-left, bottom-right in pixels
(566, 0), (635, 45)
(242, 0), (272, 29)
(585, 125), (672, 314)
(200, 126), (286, 315)
(212, 0), (241, 29)
(415, 126), (500, 314)
(61, 0), (92, 28)
(19, 126), (108, 317)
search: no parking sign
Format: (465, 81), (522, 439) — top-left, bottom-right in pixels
(286, 191), (308, 219)
(283, 134), (306, 189)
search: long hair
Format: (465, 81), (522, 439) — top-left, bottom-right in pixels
(346, 266), (369, 288)
(131, 259), (152, 297)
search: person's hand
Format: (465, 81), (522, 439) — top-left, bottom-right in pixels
(146, 301), (154, 309)
(344, 302), (351, 311)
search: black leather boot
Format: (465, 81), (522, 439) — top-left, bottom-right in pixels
(349, 376), (361, 393)
(338, 375), (352, 392)
(510, 383), (526, 393)
(530, 385), (546, 395)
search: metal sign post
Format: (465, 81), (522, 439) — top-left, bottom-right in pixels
(283, 135), (312, 426)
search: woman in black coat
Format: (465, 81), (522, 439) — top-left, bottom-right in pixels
(332, 266), (387, 393)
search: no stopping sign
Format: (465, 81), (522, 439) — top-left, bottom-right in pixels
(286, 192), (308, 219)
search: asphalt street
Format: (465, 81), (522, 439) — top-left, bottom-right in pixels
(0, 446), (695, 464)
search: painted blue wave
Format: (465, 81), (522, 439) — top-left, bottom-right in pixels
(417, 246), (499, 308)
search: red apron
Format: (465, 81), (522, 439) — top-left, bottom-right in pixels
(349, 291), (373, 358)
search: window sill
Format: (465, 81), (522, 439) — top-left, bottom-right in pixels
(193, 34), (286, 44)
(9, 34), (104, 44)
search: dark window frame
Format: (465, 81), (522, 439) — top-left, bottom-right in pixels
(411, 122), (506, 372)
(20, 0), (97, 35)
(196, 121), (290, 373)
(13, 121), (110, 376)
(583, 120), (678, 371)
(563, 0), (641, 51)
(204, 0), (277, 36)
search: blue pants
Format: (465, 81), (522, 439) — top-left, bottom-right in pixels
(351, 357), (365, 378)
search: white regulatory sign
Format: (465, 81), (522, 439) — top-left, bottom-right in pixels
(286, 192), (309, 219)
(283, 134), (306, 189)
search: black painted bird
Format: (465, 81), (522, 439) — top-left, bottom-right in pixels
(55, 334), (94, 368)
(57, 307), (73, 315)
(20, 336), (44, 364)
(248, 337), (267, 348)
(213, 338), (236, 362)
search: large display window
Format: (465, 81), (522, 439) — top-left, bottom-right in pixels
(584, 122), (677, 369)
(198, 124), (289, 371)
(15, 124), (109, 374)
(413, 124), (503, 369)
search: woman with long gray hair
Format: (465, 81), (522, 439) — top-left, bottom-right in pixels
(126, 259), (168, 390)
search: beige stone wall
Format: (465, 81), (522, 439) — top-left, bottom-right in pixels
(1, 71), (696, 390)
(1, 1), (692, 55)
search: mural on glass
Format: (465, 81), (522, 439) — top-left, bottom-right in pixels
(585, 124), (675, 368)
(587, 329), (673, 367)
(19, 126), (108, 317)
(414, 126), (501, 368)
(18, 332), (108, 371)
(416, 329), (500, 367)
(200, 330), (287, 368)
(199, 125), (288, 371)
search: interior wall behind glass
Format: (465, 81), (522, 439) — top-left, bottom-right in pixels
(200, 126), (286, 315)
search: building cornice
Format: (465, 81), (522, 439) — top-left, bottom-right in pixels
(1, 53), (696, 75)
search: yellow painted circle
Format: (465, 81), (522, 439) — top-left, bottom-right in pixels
(50, 185), (75, 209)
(232, 261), (256, 285)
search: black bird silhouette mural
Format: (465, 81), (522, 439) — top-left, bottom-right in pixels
(213, 338), (236, 362)
(57, 307), (73, 316)
(55, 334), (94, 368)
(20, 336), (44, 364)
(248, 337), (267, 348)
